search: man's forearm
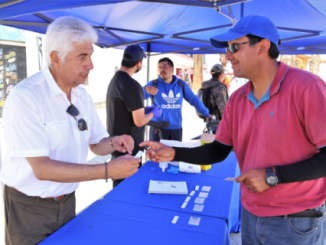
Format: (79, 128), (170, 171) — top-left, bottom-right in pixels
(132, 110), (154, 127)
(142, 113), (154, 126)
(135, 113), (153, 127)
(276, 147), (326, 183)
(90, 137), (116, 156)
(27, 157), (105, 182)
(173, 140), (232, 165)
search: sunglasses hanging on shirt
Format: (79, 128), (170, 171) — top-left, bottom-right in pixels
(66, 104), (88, 131)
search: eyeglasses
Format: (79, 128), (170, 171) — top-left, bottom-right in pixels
(226, 41), (251, 54)
(66, 104), (88, 131)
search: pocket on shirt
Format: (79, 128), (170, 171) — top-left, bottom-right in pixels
(44, 121), (69, 150)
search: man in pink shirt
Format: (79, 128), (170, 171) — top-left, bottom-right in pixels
(141, 15), (326, 245)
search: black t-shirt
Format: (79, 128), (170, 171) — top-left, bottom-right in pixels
(106, 71), (144, 158)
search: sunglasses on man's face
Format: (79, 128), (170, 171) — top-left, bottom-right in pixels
(66, 104), (88, 131)
(226, 41), (251, 54)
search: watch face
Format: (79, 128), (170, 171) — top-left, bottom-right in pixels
(267, 176), (278, 186)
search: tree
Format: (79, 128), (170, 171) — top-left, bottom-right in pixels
(280, 55), (296, 67)
(280, 54), (321, 75)
(309, 55), (321, 75)
(192, 54), (203, 92)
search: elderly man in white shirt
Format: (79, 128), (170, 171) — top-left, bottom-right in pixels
(1, 16), (141, 245)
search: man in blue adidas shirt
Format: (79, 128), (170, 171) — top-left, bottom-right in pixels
(143, 57), (211, 141)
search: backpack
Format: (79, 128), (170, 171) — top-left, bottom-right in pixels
(196, 86), (218, 120)
(151, 79), (184, 104)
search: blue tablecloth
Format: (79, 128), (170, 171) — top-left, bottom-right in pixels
(40, 199), (230, 245)
(105, 151), (241, 233)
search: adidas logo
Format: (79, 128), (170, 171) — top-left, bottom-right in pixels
(161, 104), (181, 109)
(162, 90), (181, 104)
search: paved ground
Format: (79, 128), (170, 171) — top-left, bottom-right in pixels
(0, 102), (242, 244)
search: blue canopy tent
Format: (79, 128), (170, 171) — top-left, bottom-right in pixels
(1, 0), (326, 56)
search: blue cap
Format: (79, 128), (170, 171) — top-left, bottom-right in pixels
(210, 15), (280, 48)
(123, 44), (146, 62)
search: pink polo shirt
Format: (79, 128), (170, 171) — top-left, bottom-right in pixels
(216, 62), (326, 217)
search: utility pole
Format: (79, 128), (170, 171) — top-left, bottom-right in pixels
(192, 54), (203, 93)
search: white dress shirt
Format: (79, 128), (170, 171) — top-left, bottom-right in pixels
(0, 67), (109, 197)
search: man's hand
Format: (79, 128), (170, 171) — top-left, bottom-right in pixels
(151, 106), (162, 118)
(145, 106), (155, 114)
(236, 168), (270, 193)
(139, 141), (175, 162)
(107, 155), (140, 179)
(145, 85), (158, 95)
(206, 115), (213, 122)
(112, 135), (134, 154)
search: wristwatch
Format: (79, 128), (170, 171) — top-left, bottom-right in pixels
(266, 167), (278, 187)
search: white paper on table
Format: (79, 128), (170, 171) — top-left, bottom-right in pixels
(179, 162), (201, 173)
(160, 139), (201, 148)
(148, 180), (188, 195)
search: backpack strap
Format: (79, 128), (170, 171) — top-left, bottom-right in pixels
(177, 79), (185, 97)
(151, 79), (158, 104)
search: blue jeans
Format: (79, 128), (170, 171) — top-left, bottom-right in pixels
(149, 127), (183, 142)
(241, 203), (326, 245)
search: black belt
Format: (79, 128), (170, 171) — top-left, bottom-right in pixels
(276, 209), (323, 218)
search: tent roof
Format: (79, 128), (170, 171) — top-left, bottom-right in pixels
(1, 0), (326, 55)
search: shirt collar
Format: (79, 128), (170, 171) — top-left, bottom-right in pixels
(42, 66), (82, 98)
(241, 62), (289, 97)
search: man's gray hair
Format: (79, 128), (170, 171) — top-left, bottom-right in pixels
(44, 16), (98, 66)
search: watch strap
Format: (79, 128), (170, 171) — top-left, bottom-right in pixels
(266, 167), (274, 175)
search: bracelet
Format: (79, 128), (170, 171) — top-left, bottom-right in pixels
(110, 137), (115, 150)
(104, 162), (108, 183)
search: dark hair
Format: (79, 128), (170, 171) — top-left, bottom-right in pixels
(212, 73), (221, 79)
(246, 34), (281, 59)
(121, 54), (141, 68)
(158, 57), (174, 67)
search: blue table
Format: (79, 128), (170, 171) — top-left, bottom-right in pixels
(105, 152), (241, 233)
(40, 199), (230, 245)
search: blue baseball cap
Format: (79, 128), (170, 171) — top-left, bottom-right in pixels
(210, 15), (280, 48)
(123, 44), (146, 62)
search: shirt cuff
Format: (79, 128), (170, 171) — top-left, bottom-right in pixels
(215, 136), (233, 146)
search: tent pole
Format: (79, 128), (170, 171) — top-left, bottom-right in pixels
(147, 42), (151, 84)
(145, 42), (151, 144)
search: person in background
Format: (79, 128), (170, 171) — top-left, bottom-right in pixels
(143, 57), (211, 142)
(201, 64), (229, 124)
(219, 54), (231, 91)
(106, 44), (162, 188)
(1, 16), (140, 245)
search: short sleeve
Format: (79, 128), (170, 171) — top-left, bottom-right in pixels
(301, 80), (326, 148)
(119, 81), (144, 112)
(88, 96), (109, 145)
(3, 92), (49, 157)
(215, 100), (233, 146)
